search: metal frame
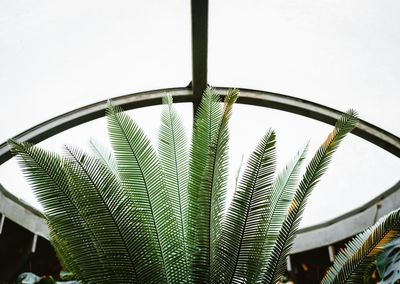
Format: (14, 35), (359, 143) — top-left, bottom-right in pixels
(293, 180), (400, 253)
(0, 0), (399, 254)
(1, 86), (399, 252)
(191, 0), (209, 113)
(0, 184), (48, 239)
(1, 86), (399, 165)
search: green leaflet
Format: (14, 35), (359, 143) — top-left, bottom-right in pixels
(9, 89), (370, 284)
(205, 89), (238, 283)
(89, 138), (118, 176)
(64, 146), (160, 283)
(215, 130), (276, 284)
(158, 95), (190, 277)
(263, 110), (358, 284)
(106, 102), (186, 283)
(187, 87), (223, 283)
(9, 140), (110, 283)
(188, 88), (238, 283)
(322, 208), (400, 284)
(376, 236), (400, 284)
(257, 144), (308, 280)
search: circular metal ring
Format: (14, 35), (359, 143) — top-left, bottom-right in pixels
(1, 86), (399, 251)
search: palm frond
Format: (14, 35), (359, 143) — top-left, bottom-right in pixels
(234, 154), (245, 195)
(262, 109), (358, 284)
(8, 140), (109, 283)
(11, 90), (372, 284)
(89, 138), (118, 176)
(158, 95), (190, 273)
(376, 235), (400, 284)
(197, 89), (238, 283)
(106, 102), (186, 283)
(214, 130), (276, 284)
(187, 87), (223, 282)
(321, 208), (400, 284)
(64, 145), (165, 283)
(48, 224), (78, 277)
(257, 144), (308, 280)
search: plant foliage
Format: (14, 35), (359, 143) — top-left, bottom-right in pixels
(10, 87), (396, 284)
(321, 208), (400, 284)
(376, 235), (400, 283)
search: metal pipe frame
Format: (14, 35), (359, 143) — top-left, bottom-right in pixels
(0, 86), (399, 252)
(191, 0), (209, 114)
(1, 0), (398, 256)
(1, 86), (399, 165)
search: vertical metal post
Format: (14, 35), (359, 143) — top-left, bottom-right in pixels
(191, 0), (209, 115)
(0, 214), (5, 234)
(286, 255), (292, 272)
(31, 234), (38, 253)
(328, 245), (335, 262)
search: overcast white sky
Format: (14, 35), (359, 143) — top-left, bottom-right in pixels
(0, 1), (399, 227)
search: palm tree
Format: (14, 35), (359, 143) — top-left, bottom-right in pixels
(9, 88), (400, 283)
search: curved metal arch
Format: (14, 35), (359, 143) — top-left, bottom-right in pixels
(0, 86), (399, 252)
(1, 86), (399, 165)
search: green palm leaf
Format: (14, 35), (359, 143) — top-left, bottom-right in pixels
(106, 102), (186, 283)
(187, 87), (223, 282)
(89, 138), (118, 176)
(214, 130), (276, 284)
(202, 89), (238, 283)
(48, 225), (79, 278)
(90, 138), (162, 281)
(11, 89), (376, 284)
(158, 95), (190, 274)
(321, 208), (400, 284)
(262, 109), (358, 284)
(64, 145), (164, 283)
(257, 144), (308, 280)
(376, 235), (400, 284)
(9, 140), (109, 283)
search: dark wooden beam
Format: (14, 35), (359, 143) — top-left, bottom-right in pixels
(191, 0), (209, 115)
